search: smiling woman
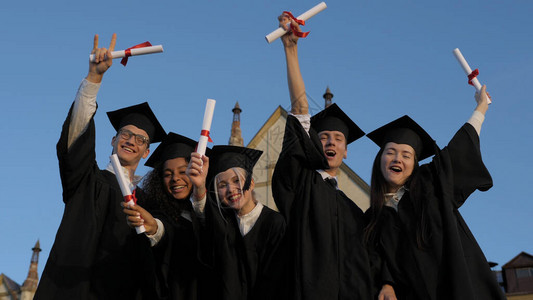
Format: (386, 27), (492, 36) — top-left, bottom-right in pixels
(131, 132), (210, 300)
(187, 145), (287, 300)
(214, 167), (256, 216)
(364, 87), (506, 300)
(380, 142), (417, 193)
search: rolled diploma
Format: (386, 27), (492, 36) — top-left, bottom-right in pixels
(89, 45), (164, 62)
(196, 99), (216, 156)
(453, 48), (491, 104)
(265, 2), (327, 43)
(110, 154), (146, 234)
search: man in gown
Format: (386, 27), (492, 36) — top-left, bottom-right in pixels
(35, 34), (166, 300)
(271, 15), (383, 299)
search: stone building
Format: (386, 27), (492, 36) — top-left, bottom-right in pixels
(0, 240), (41, 300)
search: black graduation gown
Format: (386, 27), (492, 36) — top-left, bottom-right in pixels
(35, 105), (157, 300)
(272, 115), (374, 300)
(198, 198), (286, 300)
(147, 202), (211, 300)
(377, 123), (506, 300)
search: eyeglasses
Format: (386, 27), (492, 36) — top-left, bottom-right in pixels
(118, 129), (149, 146)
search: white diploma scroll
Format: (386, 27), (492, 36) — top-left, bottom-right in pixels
(265, 2), (327, 44)
(89, 45), (164, 62)
(196, 99), (216, 156)
(110, 154), (146, 234)
(453, 48), (491, 104)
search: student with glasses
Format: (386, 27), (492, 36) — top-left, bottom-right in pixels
(35, 33), (166, 300)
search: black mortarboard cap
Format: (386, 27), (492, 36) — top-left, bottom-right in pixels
(145, 132), (199, 167)
(366, 115), (436, 161)
(107, 102), (166, 144)
(207, 145), (263, 191)
(311, 104), (365, 145)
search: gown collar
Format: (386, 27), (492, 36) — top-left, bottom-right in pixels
(384, 186), (408, 212)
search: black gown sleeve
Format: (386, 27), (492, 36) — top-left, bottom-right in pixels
(272, 115), (329, 220)
(434, 123), (493, 209)
(56, 103), (99, 203)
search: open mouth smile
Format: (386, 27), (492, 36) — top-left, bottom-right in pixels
(171, 185), (186, 192)
(389, 165), (402, 173)
(228, 194), (241, 203)
(121, 145), (135, 153)
(325, 150), (336, 157)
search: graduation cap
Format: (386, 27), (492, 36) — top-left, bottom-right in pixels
(145, 132), (199, 167)
(207, 145), (263, 192)
(106, 102), (166, 144)
(366, 115), (436, 161)
(311, 103), (365, 145)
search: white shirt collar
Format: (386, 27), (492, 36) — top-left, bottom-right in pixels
(105, 162), (143, 191)
(235, 201), (264, 236)
(317, 169), (338, 189)
(384, 186), (408, 212)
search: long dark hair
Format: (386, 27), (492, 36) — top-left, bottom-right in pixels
(364, 148), (430, 250)
(141, 158), (193, 224)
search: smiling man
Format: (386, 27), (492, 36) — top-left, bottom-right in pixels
(271, 15), (383, 300)
(35, 34), (165, 300)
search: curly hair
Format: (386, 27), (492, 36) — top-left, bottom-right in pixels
(141, 159), (193, 224)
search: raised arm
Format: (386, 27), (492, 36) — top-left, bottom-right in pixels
(279, 14), (308, 115)
(67, 34), (117, 149)
(474, 85), (490, 114)
(187, 152), (209, 214)
(437, 84), (493, 208)
(468, 85), (491, 136)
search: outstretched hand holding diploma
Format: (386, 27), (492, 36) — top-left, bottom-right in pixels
(279, 13), (302, 48)
(86, 33), (163, 83)
(453, 48), (492, 104)
(87, 33), (116, 83)
(475, 85), (491, 116)
(279, 13), (309, 115)
(266, 2), (327, 43)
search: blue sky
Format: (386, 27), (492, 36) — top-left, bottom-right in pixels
(1, 0), (531, 284)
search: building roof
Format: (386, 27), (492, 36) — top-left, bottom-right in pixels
(503, 252), (533, 269)
(0, 273), (21, 296)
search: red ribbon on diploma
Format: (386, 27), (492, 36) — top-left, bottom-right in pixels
(123, 189), (138, 204)
(468, 69), (479, 86)
(201, 130), (213, 143)
(121, 42), (153, 66)
(283, 11), (310, 38)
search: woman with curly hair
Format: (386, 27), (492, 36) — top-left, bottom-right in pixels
(124, 132), (212, 300)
